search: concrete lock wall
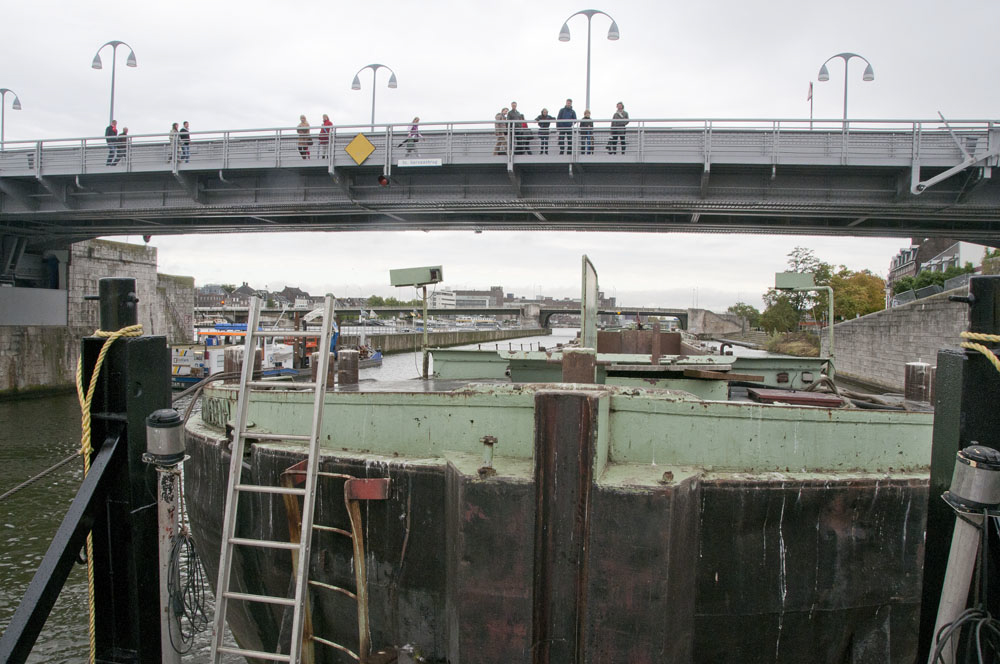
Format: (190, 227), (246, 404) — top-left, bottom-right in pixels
(821, 287), (969, 392)
(1, 239), (194, 397)
(687, 309), (742, 337)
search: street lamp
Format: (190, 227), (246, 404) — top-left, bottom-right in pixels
(0, 88), (22, 152)
(558, 9), (620, 113)
(817, 52), (874, 121)
(92, 40), (138, 127)
(351, 64), (398, 132)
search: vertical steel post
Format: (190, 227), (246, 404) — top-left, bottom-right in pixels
(86, 277), (172, 662)
(155, 467), (183, 664)
(422, 285), (429, 379)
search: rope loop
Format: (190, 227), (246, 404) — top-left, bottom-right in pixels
(75, 323), (142, 664)
(960, 331), (1000, 375)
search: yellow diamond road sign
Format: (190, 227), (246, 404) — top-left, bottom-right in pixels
(345, 133), (376, 165)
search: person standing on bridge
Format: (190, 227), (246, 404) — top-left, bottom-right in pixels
(557, 99), (576, 155)
(179, 121), (191, 163)
(580, 110), (594, 154)
(607, 101), (629, 154)
(494, 107), (509, 155)
(404, 117), (421, 155)
(297, 115), (312, 159)
(535, 108), (553, 154)
(318, 114), (332, 158)
(105, 120), (118, 166)
(507, 102), (527, 155)
(167, 122), (179, 163)
(112, 127), (128, 165)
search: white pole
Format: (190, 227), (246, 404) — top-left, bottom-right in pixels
(156, 467), (183, 664)
(927, 514), (983, 664)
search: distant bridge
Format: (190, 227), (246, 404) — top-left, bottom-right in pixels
(539, 307), (689, 329)
(2, 118), (999, 253)
(194, 305), (519, 323)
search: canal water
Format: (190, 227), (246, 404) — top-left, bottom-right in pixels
(0, 328), (577, 662)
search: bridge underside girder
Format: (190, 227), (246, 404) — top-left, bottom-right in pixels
(2, 164), (999, 249)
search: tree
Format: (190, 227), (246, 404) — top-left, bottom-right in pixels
(830, 268), (885, 320)
(764, 247), (833, 321)
(893, 262), (976, 294)
(221, 283), (236, 294)
(760, 293), (799, 334)
(727, 302), (761, 328)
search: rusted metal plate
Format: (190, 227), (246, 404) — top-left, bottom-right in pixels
(747, 388), (843, 407)
(344, 477), (390, 501)
(684, 369), (765, 381)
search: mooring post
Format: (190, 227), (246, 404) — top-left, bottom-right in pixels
(532, 389), (601, 664)
(561, 347), (597, 383)
(85, 277), (171, 663)
(337, 349), (359, 386)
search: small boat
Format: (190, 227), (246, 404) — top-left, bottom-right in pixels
(170, 323), (297, 388)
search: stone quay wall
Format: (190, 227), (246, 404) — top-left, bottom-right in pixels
(1, 240), (194, 397)
(820, 288), (968, 392)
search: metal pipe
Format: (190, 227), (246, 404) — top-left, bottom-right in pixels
(422, 285), (429, 379)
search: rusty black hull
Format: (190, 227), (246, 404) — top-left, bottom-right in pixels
(185, 427), (927, 663)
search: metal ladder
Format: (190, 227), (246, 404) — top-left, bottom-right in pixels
(210, 294), (336, 663)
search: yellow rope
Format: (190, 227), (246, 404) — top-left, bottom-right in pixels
(960, 331), (1000, 375)
(75, 324), (143, 664)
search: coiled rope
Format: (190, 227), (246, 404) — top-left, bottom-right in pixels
(960, 331), (1000, 374)
(75, 324), (143, 664)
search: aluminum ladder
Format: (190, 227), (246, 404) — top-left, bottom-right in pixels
(210, 294), (336, 663)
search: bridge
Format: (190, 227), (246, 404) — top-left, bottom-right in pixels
(193, 305), (690, 328)
(1, 118), (999, 255)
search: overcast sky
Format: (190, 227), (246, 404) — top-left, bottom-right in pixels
(4, 0), (997, 310)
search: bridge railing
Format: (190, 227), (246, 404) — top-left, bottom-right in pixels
(0, 118), (995, 177)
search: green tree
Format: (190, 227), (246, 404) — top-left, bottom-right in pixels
(221, 283), (236, 294)
(727, 302), (761, 328)
(830, 268), (885, 320)
(760, 293), (800, 333)
(764, 247), (833, 322)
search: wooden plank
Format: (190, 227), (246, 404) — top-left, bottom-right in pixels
(747, 388), (843, 407)
(683, 369), (765, 381)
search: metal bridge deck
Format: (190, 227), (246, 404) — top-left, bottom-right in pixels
(1, 118), (998, 247)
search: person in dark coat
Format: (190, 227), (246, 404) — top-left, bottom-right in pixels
(607, 102), (629, 154)
(112, 126), (128, 165)
(534, 108), (553, 155)
(179, 121), (191, 162)
(507, 101), (527, 155)
(580, 110), (594, 154)
(556, 99), (576, 155)
(105, 120), (118, 166)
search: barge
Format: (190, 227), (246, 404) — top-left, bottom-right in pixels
(185, 341), (933, 662)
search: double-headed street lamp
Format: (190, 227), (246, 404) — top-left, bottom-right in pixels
(558, 9), (620, 113)
(817, 52), (874, 121)
(0, 88), (22, 152)
(92, 40), (137, 127)
(351, 64), (397, 132)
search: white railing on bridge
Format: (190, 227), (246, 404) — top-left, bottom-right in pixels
(0, 118), (996, 178)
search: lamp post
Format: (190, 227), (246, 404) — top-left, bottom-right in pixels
(817, 52), (874, 121)
(0, 88), (22, 152)
(351, 64), (398, 132)
(558, 9), (620, 113)
(92, 40), (138, 127)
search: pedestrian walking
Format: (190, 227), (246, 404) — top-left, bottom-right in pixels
(167, 122), (179, 163)
(297, 115), (312, 159)
(179, 121), (191, 163)
(319, 114), (332, 158)
(105, 120), (118, 166)
(556, 99), (576, 155)
(494, 107), (509, 155)
(580, 110), (594, 154)
(404, 117), (421, 155)
(607, 102), (629, 154)
(535, 108), (553, 155)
